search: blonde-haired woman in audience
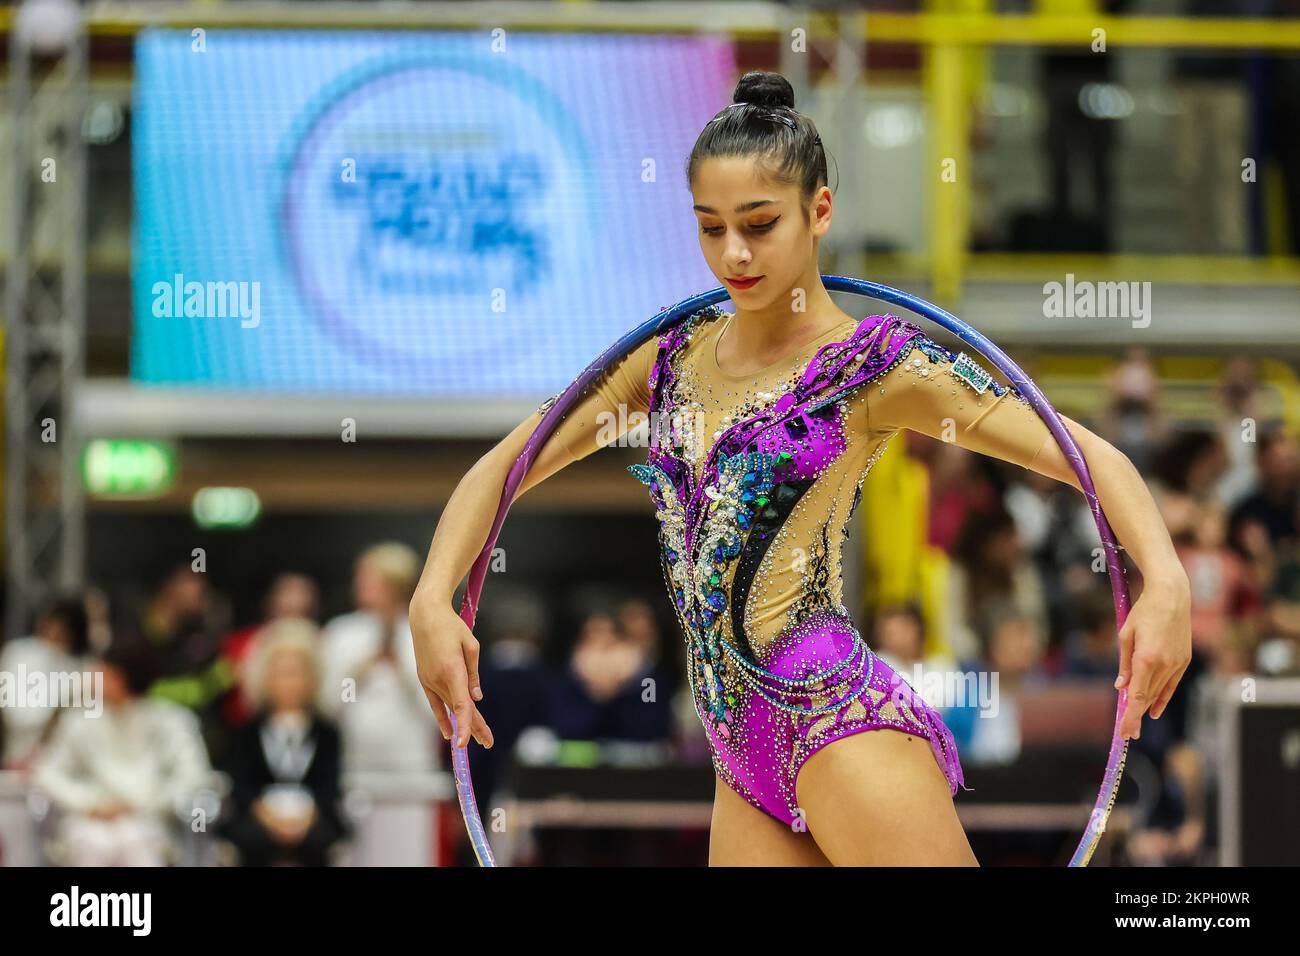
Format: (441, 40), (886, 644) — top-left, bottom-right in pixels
(218, 619), (349, 866)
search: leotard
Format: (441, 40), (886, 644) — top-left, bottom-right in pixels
(538, 306), (1052, 826)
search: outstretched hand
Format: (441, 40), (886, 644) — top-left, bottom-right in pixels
(409, 596), (495, 750)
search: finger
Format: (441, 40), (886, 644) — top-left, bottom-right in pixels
(471, 706), (494, 749)
(1115, 624), (1135, 690)
(435, 652), (475, 747)
(463, 635), (484, 702)
(1122, 654), (1160, 739)
(450, 693), (475, 749)
(1150, 659), (1190, 720)
(422, 686), (453, 741)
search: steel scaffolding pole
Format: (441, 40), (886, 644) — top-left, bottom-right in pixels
(4, 3), (88, 639)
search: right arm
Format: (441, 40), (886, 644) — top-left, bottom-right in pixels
(408, 335), (659, 749)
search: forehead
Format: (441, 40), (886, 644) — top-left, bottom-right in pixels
(691, 155), (795, 210)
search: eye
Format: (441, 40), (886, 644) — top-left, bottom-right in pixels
(699, 217), (779, 237)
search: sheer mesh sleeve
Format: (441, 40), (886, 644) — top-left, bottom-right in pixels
(865, 336), (1052, 470)
(536, 333), (661, 462)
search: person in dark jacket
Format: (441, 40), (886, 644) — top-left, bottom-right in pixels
(546, 608), (674, 743)
(218, 619), (349, 866)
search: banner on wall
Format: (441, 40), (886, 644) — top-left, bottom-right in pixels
(132, 30), (735, 394)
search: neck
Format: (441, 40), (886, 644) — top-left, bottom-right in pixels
(729, 270), (846, 352)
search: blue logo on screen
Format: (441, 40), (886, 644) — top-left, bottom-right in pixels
(277, 50), (596, 373)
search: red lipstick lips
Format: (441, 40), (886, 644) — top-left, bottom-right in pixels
(725, 275), (764, 290)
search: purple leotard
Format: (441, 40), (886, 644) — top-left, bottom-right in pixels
(544, 304), (1050, 827)
(629, 305), (995, 826)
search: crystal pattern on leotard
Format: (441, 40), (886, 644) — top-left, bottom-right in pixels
(623, 305), (999, 824)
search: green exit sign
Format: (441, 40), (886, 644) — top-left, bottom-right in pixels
(81, 439), (177, 497)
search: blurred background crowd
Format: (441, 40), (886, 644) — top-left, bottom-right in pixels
(2, 354), (1297, 865)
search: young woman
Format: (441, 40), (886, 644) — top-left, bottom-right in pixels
(408, 71), (1192, 866)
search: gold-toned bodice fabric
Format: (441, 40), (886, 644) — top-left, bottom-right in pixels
(541, 309), (1050, 659)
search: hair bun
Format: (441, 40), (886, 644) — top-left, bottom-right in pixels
(733, 71), (795, 111)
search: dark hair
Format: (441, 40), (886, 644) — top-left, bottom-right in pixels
(687, 71), (834, 218)
(1077, 586), (1117, 636)
(39, 594), (91, 657)
(1257, 423), (1295, 464)
(975, 600), (1031, 659)
(100, 637), (159, 697)
(1152, 428), (1222, 492)
(953, 505), (1018, 569)
(875, 601), (926, 635)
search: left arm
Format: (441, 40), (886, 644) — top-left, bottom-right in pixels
(865, 340), (1192, 741)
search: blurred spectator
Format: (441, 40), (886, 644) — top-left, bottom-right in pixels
(1099, 348), (1171, 474)
(1058, 585), (1120, 680)
(220, 572), (322, 728)
(1187, 619), (1259, 775)
(546, 609), (673, 742)
(218, 620), (349, 866)
(31, 638), (212, 866)
(317, 542), (439, 773)
(945, 505), (1049, 663)
(910, 434), (997, 555)
(1125, 738), (1210, 866)
(872, 601), (956, 677)
(942, 604), (1048, 766)
(1, 594), (92, 769)
(1213, 357), (1264, 509)
(616, 596), (680, 701)
(117, 562), (234, 763)
(1152, 428), (1229, 513)
(873, 602), (926, 674)
(1003, 468), (1102, 648)
(1178, 501), (1257, 659)
(1228, 426), (1299, 555)
(463, 589), (551, 837)
(1123, 611), (1245, 867)
(1253, 493), (1300, 671)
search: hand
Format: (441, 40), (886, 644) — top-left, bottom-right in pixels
(1115, 574), (1193, 740)
(253, 798), (315, 845)
(272, 806), (316, 845)
(89, 801), (132, 820)
(408, 594), (494, 750)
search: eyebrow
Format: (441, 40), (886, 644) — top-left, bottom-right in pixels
(692, 200), (778, 215)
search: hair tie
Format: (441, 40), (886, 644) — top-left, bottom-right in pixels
(713, 102), (822, 147)
(715, 101), (798, 132)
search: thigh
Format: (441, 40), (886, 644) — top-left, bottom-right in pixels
(796, 729), (978, 866)
(708, 776), (831, 867)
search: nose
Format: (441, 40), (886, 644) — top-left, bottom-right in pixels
(722, 236), (752, 271)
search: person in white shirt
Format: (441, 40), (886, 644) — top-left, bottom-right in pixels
(32, 639), (213, 866)
(316, 542), (439, 774)
(1, 596), (92, 769)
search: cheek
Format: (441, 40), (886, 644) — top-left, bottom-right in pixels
(772, 229), (807, 264)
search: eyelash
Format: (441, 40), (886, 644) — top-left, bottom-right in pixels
(701, 218), (779, 236)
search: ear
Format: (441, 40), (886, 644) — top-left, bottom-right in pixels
(810, 186), (832, 236)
